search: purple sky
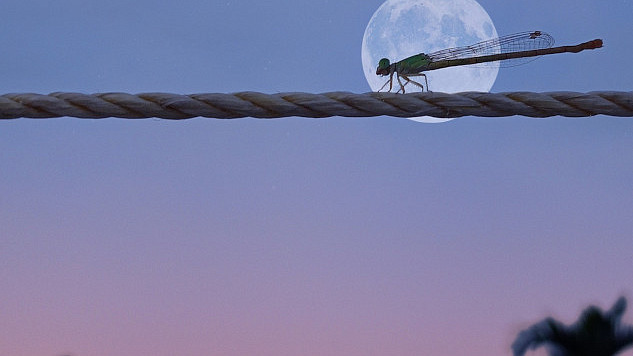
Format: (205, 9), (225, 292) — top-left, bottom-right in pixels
(1, 1), (632, 355)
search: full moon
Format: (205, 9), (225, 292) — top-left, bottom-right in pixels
(361, 0), (499, 122)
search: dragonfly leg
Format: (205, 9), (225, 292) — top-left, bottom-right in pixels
(399, 76), (416, 93)
(377, 72), (395, 92)
(400, 74), (428, 92)
(420, 73), (429, 92)
(378, 79), (390, 92)
(396, 75), (407, 94)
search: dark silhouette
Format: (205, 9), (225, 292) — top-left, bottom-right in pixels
(512, 297), (633, 356)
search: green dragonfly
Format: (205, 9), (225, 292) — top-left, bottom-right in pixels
(376, 31), (603, 93)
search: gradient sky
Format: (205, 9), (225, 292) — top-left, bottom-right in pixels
(1, 1), (633, 356)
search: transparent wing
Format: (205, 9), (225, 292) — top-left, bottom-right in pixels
(427, 31), (555, 67)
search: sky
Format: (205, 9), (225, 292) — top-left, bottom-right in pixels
(1, 1), (632, 356)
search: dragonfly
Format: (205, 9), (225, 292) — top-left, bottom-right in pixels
(375, 31), (603, 93)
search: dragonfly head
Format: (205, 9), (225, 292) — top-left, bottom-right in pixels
(376, 58), (391, 76)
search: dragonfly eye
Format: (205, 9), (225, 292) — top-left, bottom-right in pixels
(376, 58), (391, 75)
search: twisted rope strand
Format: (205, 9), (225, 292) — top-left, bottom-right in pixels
(1, 91), (632, 119)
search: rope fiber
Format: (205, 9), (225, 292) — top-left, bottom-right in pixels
(1, 91), (632, 119)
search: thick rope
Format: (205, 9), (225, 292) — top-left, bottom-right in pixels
(1, 91), (632, 119)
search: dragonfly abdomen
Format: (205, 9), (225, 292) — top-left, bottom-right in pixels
(423, 39), (603, 72)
